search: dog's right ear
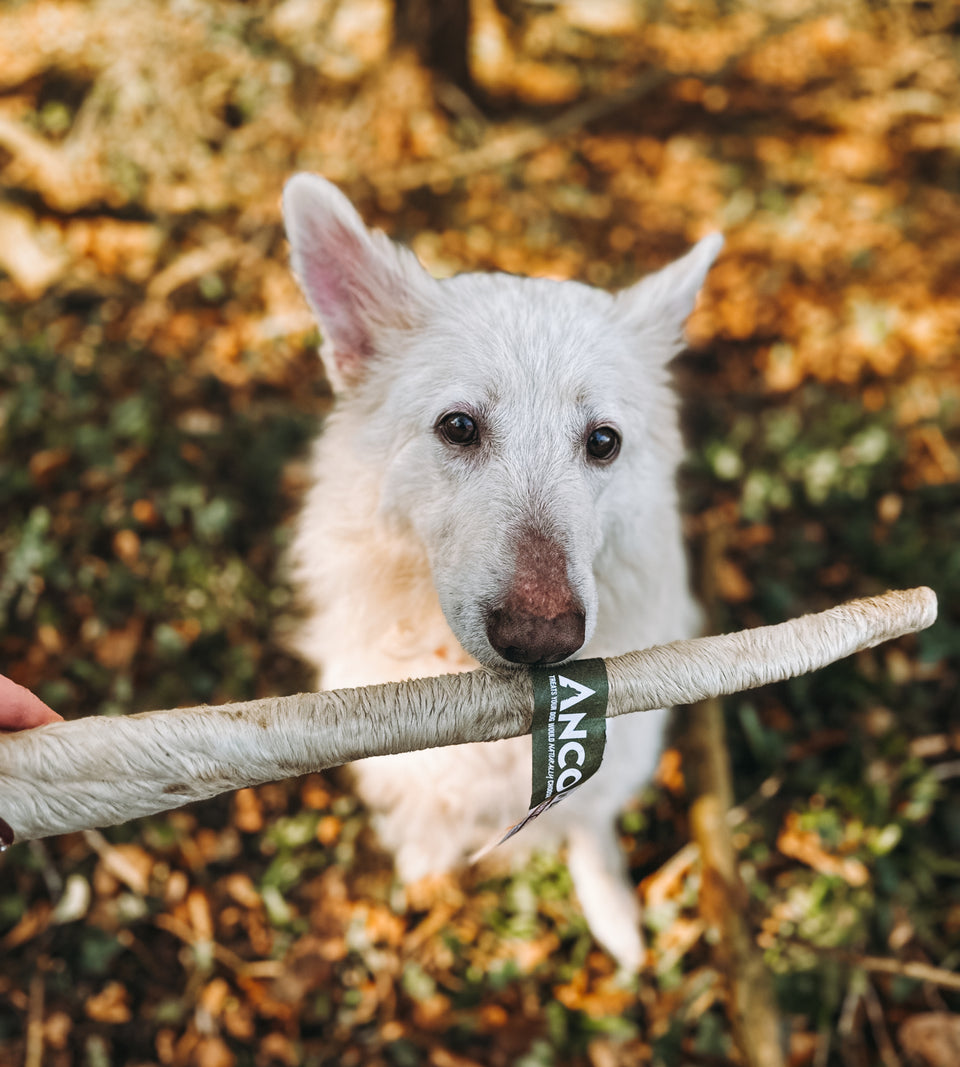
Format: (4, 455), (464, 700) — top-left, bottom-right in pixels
(283, 174), (435, 389)
(613, 233), (723, 359)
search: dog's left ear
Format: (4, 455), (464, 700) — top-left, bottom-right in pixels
(283, 173), (436, 389)
(614, 233), (723, 356)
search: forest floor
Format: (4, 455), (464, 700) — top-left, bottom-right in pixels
(1, 1), (960, 1065)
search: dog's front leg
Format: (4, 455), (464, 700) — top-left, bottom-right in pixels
(566, 822), (644, 973)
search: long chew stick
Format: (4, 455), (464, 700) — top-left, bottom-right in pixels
(0, 587), (937, 845)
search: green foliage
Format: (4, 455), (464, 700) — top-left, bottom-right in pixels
(696, 387), (903, 524)
(684, 372), (960, 1037)
(2, 294), (959, 1067)
(0, 321), (317, 715)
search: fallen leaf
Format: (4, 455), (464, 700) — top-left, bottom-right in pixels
(84, 981), (131, 1024)
(899, 1013), (960, 1067)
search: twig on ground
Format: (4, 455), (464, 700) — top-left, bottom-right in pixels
(862, 977), (902, 1067)
(0, 115), (103, 213)
(154, 912), (283, 979)
(686, 694), (787, 1067)
(681, 521), (786, 1067)
(366, 7), (836, 193)
(782, 939), (960, 994)
(643, 772), (783, 908)
(24, 969), (45, 1067)
(838, 976), (865, 1065)
(368, 69), (671, 192)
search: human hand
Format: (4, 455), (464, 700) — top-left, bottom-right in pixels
(0, 675), (62, 731)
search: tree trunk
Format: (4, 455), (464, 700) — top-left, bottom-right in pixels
(681, 525), (787, 1067)
(685, 695), (788, 1067)
(394, 0), (473, 95)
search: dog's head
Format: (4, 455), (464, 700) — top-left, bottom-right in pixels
(284, 174), (721, 667)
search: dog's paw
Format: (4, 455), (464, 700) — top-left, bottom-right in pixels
(566, 825), (646, 972)
(392, 837), (463, 886)
(590, 899), (646, 973)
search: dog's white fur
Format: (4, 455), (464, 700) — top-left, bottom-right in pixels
(283, 174), (721, 971)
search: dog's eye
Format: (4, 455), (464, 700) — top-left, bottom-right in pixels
(586, 425), (621, 462)
(437, 412), (479, 447)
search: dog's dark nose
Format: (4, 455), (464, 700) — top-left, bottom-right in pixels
(486, 607), (586, 665)
(487, 526), (586, 664)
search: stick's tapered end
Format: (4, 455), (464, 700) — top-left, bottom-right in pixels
(901, 586), (938, 633)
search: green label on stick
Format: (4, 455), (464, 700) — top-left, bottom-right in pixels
(470, 659), (610, 861)
(529, 659), (608, 808)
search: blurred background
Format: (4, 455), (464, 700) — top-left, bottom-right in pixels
(1, 1), (959, 1064)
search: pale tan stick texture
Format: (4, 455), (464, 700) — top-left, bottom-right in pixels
(0, 587), (937, 844)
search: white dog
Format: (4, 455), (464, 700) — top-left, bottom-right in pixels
(283, 174), (721, 971)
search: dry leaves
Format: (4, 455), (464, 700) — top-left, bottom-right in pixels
(2, 2), (959, 1064)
